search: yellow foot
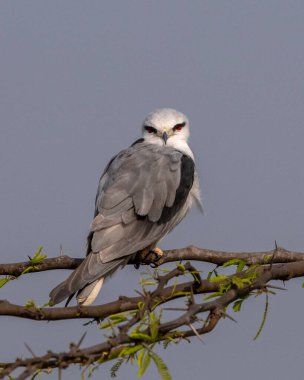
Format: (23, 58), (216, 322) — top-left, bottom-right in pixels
(137, 246), (164, 266)
(150, 247), (164, 259)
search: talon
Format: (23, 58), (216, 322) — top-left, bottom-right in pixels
(137, 246), (164, 265)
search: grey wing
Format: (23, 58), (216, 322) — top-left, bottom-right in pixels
(49, 142), (194, 305)
(89, 142), (194, 263)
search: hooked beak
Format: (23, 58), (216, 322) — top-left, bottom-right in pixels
(162, 131), (168, 144)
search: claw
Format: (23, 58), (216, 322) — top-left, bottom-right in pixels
(137, 246), (164, 266)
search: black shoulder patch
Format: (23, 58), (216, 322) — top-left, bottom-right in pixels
(158, 155), (195, 224)
(131, 138), (145, 146)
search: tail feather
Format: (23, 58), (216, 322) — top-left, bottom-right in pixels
(49, 253), (127, 306)
(76, 278), (104, 305)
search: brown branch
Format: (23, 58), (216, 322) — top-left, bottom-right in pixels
(1, 245), (304, 278)
(0, 256), (82, 277)
(2, 247), (304, 379)
(1, 260), (304, 322)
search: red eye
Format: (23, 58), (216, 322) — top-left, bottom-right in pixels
(144, 126), (157, 134)
(173, 122), (185, 132)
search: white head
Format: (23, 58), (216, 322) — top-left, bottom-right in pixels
(142, 108), (192, 156)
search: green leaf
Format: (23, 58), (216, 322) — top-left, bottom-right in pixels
(129, 332), (152, 342)
(253, 292), (269, 340)
(149, 312), (159, 341)
(150, 351), (172, 380)
(207, 271), (213, 280)
(263, 254), (273, 264)
(30, 246), (47, 264)
(119, 344), (143, 357)
(137, 348), (145, 368)
(219, 282), (232, 293)
(0, 278), (9, 288)
(223, 259), (245, 267)
(203, 292), (223, 300)
(210, 275), (227, 283)
(21, 266), (34, 275)
(237, 261), (246, 273)
(109, 315), (128, 322)
(233, 299), (244, 312)
(141, 280), (158, 286)
(24, 299), (39, 310)
(176, 263), (185, 271)
(171, 291), (191, 297)
(138, 350), (152, 377)
(231, 276), (244, 288)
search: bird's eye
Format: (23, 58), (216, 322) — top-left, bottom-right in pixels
(173, 122), (186, 132)
(144, 126), (157, 134)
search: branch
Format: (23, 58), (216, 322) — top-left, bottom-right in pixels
(1, 260), (304, 321)
(2, 247), (304, 379)
(1, 245), (304, 277)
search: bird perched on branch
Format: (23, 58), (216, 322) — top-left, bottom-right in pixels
(49, 108), (202, 306)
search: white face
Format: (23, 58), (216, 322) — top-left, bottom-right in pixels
(142, 108), (190, 147)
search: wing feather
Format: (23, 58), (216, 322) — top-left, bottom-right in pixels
(53, 142), (195, 300)
(88, 142), (195, 264)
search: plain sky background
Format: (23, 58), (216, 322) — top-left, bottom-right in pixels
(1, 1), (304, 379)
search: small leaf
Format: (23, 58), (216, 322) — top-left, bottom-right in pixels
(223, 259), (245, 267)
(253, 292), (269, 340)
(150, 351), (172, 380)
(263, 254), (273, 264)
(207, 271), (213, 280)
(171, 291), (191, 297)
(231, 276), (244, 288)
(203, 292), (223, 300)
(210, 275), (227, 283)
(21, 266), (34, 275)
(137, 348), (145, 368)
(119, 344), (143, 357)
(138, 350), (152, 377)
(219, 282), (232, 293)
(236, 261), (246, 273)
(176, 263), (185, 271)
(141, 280), (158, 286)
(149, 312), (159, 341)
(232, 299), (243, 312)
(0, 278), (9, 288)
(24, 299), (39, 310)
(30, 246), (47, 264)
(129, 332), (152, 342)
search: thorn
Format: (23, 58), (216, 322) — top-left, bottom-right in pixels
(134, 289), (145, 297)
(189, 323), (204, 343)
(76, 331), (87, 348)
(60, 244), (63, 257)
(24, 343), (36, 357)
(266, 284), (287, 291)
(221, 310), (237, 323)
(274, 240), (278, 250)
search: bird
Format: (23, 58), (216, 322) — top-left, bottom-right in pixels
(49, 108), (202, 306)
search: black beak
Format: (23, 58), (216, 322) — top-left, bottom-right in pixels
(162, 131), (168, 144)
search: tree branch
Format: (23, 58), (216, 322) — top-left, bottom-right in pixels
(1, 247), (304, 379)
(1, 245), (304, 278)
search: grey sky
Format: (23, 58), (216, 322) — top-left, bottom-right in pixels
(1, 1), (304, 379)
